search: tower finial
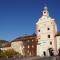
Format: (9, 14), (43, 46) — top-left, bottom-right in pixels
(43, 6), (49, 16)
(44, 6), (48, 10)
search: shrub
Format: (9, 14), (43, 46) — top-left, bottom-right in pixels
(0, 49), (19, 58)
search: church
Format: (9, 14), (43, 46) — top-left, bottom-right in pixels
(0, 6), (60, 57)
(11, 6), (60, 57)
(36, 6), (60, 56)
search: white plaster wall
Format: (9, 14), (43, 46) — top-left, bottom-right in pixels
(36, 16), (57, 56)
(56, 36), (60, 50)
(11, 41), (24, 55)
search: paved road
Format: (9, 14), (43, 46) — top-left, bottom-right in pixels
(0, 56), (60, 60)
(21, 56), (60, 60)
(33, 56), (60, 60)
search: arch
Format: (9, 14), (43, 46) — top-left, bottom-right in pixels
(43, 51), (46, 56)
(48, 48), (54, 56)
(58, 48), (60, 56)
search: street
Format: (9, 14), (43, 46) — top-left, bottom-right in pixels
(0, 56), (60, 60)
(33, 56), (60, 60)
(20, 56), (60, 60)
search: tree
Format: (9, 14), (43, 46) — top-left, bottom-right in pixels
(0, 49), (3, 57)
(1, 49), (19, 58)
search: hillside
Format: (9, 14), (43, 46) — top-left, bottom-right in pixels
(0, 40), (10, 48)
(0, 40), (8, 43)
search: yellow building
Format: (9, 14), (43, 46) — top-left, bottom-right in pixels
(11, 41), (24, 55)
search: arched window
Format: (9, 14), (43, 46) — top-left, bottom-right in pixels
(50, 41), (52, 45)
(38, 30), (40, 32)
(48, 35), (50, 38)
(48, 28), (50, 30)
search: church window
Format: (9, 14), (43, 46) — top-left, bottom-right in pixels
(44, 12), (46, 13)
(48, 28), (50, 30)
(38, 30), (40, 32)
(50, 42), (52, 45)
(48, 35), (50, 38)
(43, 51), (46, 56)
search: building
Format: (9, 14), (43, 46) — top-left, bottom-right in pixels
(36, 6), (57, 56)
(11, 6), (60, 57)
(11, 41), (24, 55)
(56, 32), (60, 53)
(0, 42), (11, 51)
(11, 33), (37, 56)
(1, 6), (60, 57)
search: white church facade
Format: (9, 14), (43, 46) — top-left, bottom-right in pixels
(36, 6), (60, 56)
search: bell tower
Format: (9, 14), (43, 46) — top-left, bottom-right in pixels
(43, 6), (49, 16)
(36, 6), (57, 56)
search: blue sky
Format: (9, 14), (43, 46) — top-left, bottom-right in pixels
(0, 0), (60, 41)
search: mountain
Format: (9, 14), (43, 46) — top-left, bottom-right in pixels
(0, 40), (8, 43)
(0, 40), (10, 48)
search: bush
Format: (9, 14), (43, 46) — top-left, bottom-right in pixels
(0, 49), (19, 58)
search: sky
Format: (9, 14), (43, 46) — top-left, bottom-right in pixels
(0, 0), (60, 41)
